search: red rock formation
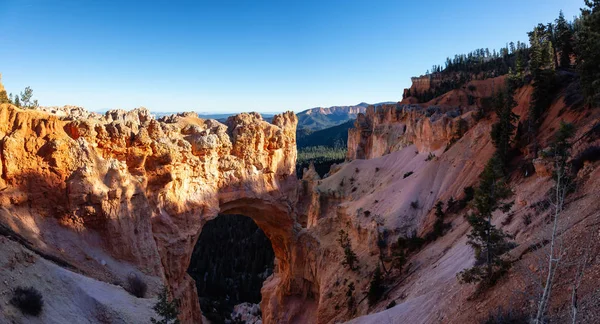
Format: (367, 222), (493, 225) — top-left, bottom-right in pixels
(347, 104), (476, 160)
(0, 102), (317, 323)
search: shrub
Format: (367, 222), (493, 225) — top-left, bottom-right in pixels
(127, 273), (148, 298)
(425, 152), (436, 161)
(481, 307), (529, 324)
(375, 167), (380, 172)
(396, 232), (425, 253)
(364, 210), (371, 217)
(410, 200), (419, 209)
(522, 214), (532, 226)
(403, 171), (414, 178)
(11, 286), (43, 316)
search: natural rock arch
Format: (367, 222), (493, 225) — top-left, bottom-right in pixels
(0, 103), (318, 323)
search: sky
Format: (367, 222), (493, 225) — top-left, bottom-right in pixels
(0, 0), (583, 113)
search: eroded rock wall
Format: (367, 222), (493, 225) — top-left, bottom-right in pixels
(347, 104), (476, 160)
(0, 103), (313, 323)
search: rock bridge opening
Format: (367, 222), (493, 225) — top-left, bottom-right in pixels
(187, 213), (275, 323)
(183, 197), (298, 323)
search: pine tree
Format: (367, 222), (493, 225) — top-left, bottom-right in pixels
(458, 156), (516, 286)
(368, 265), (385, 306)
(20, 86), (34, 109)
(490, 86), (519, 164)
(556, 10), (574, 68)
(338, 230), (359, 271)
(151, 287), (181, 324)
(433, 201), (445, 237)
(346, 282), (356, 311)
(0, 90), (8, 104)
(578, 0), (600, 106)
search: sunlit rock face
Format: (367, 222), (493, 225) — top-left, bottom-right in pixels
(347, 104), (476, 160)
(0, 102), (314, 323)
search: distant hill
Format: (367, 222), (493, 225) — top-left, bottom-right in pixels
(297, 120), (354, 149)
(297, 102), (395, 131)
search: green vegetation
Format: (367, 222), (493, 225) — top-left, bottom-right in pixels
(458, 156), (515, 286)
(187, 215), (274, 323)
(297, 146), (346, 162)
(297, 120), (353, 149)
(432, 201), (445, 238)
(0, 88), (9, 104)
(408, 44), (529, 103)
(1, 85), (40, 109)
(410, 4), (600, 114)
(367, 265), (385, 306)
(526, 23), (558, 145)
(151, 287), (181, 324)
(490, 85), (519, 163)
(338, 229), (359, 271)
(296, 146), (346, 178)
(346, 282), (356, 312)
(578, 1), (600, 106)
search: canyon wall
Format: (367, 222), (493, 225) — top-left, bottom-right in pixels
(347, 104), (476, 159)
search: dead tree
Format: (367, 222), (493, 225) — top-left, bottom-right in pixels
(534, 122), (575, 324)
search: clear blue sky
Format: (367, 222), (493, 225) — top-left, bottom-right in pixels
(0, 0), (583, 113)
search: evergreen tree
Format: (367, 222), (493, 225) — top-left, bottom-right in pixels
(433, 201), (445, 237)
(0, 90), (8, 104)
(490, 86), (519, 164)
(20, 86), (34, 109)
(151, 287), (181, 324)
(578, 0), (600, 106)
(368, 265), (385, 306)
(527, 23), (557, 143)
(458, 156), (516, 286)
(338, 230), (359, 271)
(346, 282), (356, 311)
(556, 10), (574, 68)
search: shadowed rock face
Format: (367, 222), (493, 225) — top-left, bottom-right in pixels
(0, 103), (314, 323)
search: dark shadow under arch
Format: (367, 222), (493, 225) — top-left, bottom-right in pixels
(188, 214), (275, 323)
